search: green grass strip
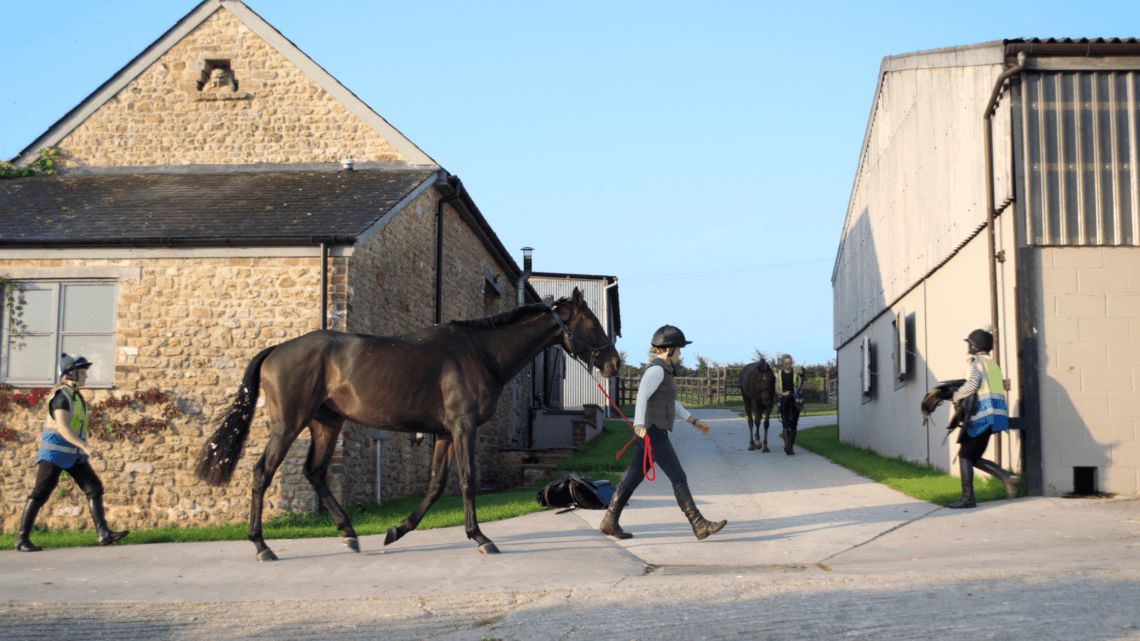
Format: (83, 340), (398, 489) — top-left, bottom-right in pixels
(0, 422), (640, 552)
(794, 425), (1023, 505)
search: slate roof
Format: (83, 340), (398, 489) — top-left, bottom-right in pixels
(0, 169), (436, 246)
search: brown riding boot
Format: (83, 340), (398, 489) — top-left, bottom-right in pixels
(674, 483), (726, 540)
(598, 485), (634, 540)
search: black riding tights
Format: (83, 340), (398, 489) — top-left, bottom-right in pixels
(29, 461), (104, 503)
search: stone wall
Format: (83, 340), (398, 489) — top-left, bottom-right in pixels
(0, 255), (343, 534)
(54, 8), (406, 168)
(340, 188), (531, 505)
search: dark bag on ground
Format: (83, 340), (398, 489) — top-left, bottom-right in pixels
(535, 473), (615, 510)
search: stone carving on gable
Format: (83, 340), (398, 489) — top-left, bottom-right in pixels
(193, 59), (252, 101)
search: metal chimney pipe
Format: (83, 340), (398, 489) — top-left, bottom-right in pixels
(517, 247), (533, 307)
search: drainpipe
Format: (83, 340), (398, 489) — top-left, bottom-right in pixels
(435, 176), (463, 324)
(984, 51), (1027, 468)
(514, 247), (534, 446)
(984, 51), (1026, 367)
(601, 279), (619, 417)
(320, 241), (328, 331)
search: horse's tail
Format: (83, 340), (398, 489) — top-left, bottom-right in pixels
(195, 345), (276, 486)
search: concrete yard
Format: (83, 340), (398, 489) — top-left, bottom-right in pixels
(3, 410), (1138, 640)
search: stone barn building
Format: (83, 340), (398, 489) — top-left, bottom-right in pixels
(0, 0), (541, 534)
(833, 39), (1140, 497)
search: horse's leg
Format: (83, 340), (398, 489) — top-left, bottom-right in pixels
(761, 404), (771, 453)
(303, 406), (360, 552)
(384, 435), (454, 546)
(453, 420), (497, 554)
(744, 397), (757, 451)
(248, 429), (296, 562)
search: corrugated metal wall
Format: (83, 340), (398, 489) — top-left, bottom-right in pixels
(833, 62), (1014, 349)
(530, 278), (616, 410)
(1022, 71), (1140, 246)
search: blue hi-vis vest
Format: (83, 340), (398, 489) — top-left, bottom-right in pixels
(968, 355), (1008, 437)
(37, 386), (89, 469)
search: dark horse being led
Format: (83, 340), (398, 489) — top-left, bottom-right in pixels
(195, 288), (621, 561)
(740, 359), (776, 452)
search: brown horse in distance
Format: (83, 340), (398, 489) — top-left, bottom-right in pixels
(195, 288), (621, 561)
(740, 360), (776, 452)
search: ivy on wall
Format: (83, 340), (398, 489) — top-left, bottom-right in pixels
(0, 385), (181, 444)
(0, 146), (60, 179)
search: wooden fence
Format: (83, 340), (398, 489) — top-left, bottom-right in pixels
(616, 367), (834, 407)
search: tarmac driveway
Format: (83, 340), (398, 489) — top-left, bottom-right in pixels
(3, 410), (1139, 640)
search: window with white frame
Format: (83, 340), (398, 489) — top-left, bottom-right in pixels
(2, 282), (117, 387)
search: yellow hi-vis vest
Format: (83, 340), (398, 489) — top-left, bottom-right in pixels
(968, 354), (1008, 437)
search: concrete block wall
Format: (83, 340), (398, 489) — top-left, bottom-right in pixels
(1037, 247), (1140, 495)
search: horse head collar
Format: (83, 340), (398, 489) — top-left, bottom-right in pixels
(545, 297), (613, 371)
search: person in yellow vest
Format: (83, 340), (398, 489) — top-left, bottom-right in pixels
(14, 354), (129, 552)
(947, 328), (1020, 509)
(774, 355), (804, 455)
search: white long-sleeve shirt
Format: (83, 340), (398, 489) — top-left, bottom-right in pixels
(952, 357), (984, 402)
(633, 364), (692, 427)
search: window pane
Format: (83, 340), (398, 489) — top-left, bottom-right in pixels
(12, 287), (55, 333)
(63, 284), (116, 333)
(61, 335), (115, 386)
(6, 335), (56, 381)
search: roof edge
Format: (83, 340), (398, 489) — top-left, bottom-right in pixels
(53, 161), (438, 175)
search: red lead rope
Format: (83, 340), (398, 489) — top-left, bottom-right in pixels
(594, 382), (655, 482)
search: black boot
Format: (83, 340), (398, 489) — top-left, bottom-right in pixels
(599, 485), (634, 539)
(782, 427), (793, 455)
(947, 457), (977, 509)
(975, 458), (1021, 500)
(89, 498), (129, 546)
(674, 483), (726, 540)
(14, 498), (45, 552)
(787, 428), (798, 454)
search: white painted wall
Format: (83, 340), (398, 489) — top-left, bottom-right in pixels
(837, 213), (1022, 475)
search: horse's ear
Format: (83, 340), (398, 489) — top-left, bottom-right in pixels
(571, 287), (583, 305)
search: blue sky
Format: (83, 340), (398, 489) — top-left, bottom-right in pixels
(2, 1), (1135, 366)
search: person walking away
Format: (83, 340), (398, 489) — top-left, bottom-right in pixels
(599, 325), (727, 541)
(775, 355), (804, 455)
(947, 328), (1020, 509)
(14, 354), (130, 551)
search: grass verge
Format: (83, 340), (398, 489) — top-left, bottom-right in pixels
(0, 420), (637, 552)
(794, 424), (1022, 505)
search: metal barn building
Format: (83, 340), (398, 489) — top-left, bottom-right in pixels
(833, 39), (1140, 496)
(530, 272), (621, 412)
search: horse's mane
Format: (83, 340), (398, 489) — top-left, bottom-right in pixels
(448, 297), (570, 330)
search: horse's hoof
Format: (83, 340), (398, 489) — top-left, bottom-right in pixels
(256, 549), (278, 562)
(762, 446), (770, 453)
(343, 537), (360, 553)
(748, 443), (756, 451)
(384, 526), (400, 546)
(478, 542), (500, 555)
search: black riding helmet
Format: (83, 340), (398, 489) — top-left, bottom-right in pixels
(965, 329), (993, 354)
(59, 353), (93, 378)
(651, 325), (692, 348)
